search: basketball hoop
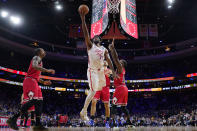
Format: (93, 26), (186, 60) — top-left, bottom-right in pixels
(107, 0), (121, 14)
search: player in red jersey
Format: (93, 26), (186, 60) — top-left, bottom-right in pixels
(109, 39), (132, 127)
(7, 48), (55, 130)
(90, 61), (112, 127)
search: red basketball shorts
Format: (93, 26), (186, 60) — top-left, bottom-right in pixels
(93, 86), (110, 103)
(112, 85), (128, 106)
(23, 77), (43, 102)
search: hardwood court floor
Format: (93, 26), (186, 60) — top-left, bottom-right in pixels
(1, 127), (197, 131)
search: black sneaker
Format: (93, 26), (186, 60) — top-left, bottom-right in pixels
(125, 120), (135, 128)
(33, 125), (48, 131)
(7, 118), (19, 130)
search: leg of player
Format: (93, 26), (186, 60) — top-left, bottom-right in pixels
(111, 104), (118, 127)
(20, 113), (25, 127)
(24, 112), (29, 128)
(90, 99), (97, 126)
(121, 106), (133, 127)
(33, 100), (45, 129)
(31, 111), (35, 126)
(104, 103), (110, 120)
(104, 103), (110, 128)
(7, 100), (36, 130)
(80, 89), (96, 121)
(90, 99), (97, 117)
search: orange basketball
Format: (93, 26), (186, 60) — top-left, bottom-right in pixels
(78, 4), (89, 15)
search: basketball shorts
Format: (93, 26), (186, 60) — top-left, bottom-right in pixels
(93, 86), (110, 103)
(112, 85), (128, 106)
(23, 77), (43, 102)
(87, 68), (106, 91)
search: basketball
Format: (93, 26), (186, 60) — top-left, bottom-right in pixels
(78, 4), (89, 15)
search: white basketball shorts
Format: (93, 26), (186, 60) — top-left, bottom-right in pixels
(87, 68), (106, 91)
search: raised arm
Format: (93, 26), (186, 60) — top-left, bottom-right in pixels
(79, 9), (92, 50)
(104, 49), (115, 76)
(32, 56), (55, 74)
(108, 39), (123, 74)
(21, 94), (24, 104)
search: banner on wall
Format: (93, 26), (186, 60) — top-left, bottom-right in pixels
(149, 24), (158, 37)
(120, 0), (138, 39)
(139, 24), (148, 37)
(91, 0), (109, 38)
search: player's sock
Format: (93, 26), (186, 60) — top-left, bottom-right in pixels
(35, 100), (43, 126)
(82, 90), (96, 111)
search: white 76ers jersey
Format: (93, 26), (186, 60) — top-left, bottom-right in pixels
(88, 44), (106, 69)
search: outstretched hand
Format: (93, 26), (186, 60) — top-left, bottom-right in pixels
(47, 69), (55, 74)
(43, 80), (52, 86)
(108, 38), (115, 51)
(79, 9), (86, 19)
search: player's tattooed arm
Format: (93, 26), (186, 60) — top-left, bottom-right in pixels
(32, 56), (55, 74)
(32, 56), (48, 72)
(108, 39), (123, 74)
(39, 79), (52, 85)
(79, 10), (92, 50)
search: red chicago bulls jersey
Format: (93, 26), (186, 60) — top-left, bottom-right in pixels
(104, 69), (111, 87)
(114, 68), (126, 87)
(26, 56), (42, 81)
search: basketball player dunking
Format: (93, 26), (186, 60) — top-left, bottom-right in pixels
(109, 39), (133, 127)
(78, 6), (115, 122)
(90, 61), (112, 127)
(7, 48), (55, 130)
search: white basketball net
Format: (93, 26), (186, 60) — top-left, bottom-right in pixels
(107, 0), (121, 14)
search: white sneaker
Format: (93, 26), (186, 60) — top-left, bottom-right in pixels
(80, 110), (89, 121)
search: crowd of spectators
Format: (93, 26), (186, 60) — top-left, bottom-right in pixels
(0, 85), (197, 127)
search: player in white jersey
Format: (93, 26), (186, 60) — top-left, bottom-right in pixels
(79, 8), (115, 122)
